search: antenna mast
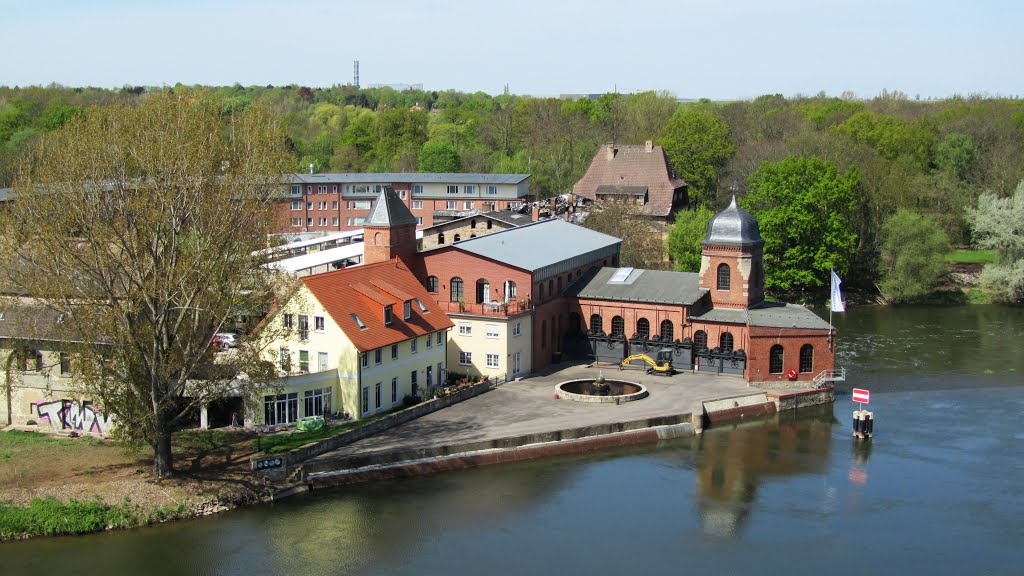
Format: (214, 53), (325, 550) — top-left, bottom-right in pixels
(353, 60), (360, 89)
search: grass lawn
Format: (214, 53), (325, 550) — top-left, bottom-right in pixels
(946, 249), (998, 264)
(255, 412), (394, 454)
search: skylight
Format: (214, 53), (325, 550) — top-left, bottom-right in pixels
(415, 298), (428, 312)
(351, 313), (366, 329)
(609, 267), (634, 283)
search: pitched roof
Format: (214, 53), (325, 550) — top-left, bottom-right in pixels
(453, 219), (621, 274)
(691, 302), (831, 330)
(565, 267), (707, 305)
(289, 173), (530, 185)
(364, 186), (417, 227)
(573, 144), (686, 217)
(301, 260), (453, 352)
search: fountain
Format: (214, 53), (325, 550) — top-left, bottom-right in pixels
(556, 370), (648, 404)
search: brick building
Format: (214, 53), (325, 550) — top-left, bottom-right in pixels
(572, 141), (687, 218)
(276, 173), (530, 235)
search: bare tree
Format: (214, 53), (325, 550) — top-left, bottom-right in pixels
(0, 91), (291, 478)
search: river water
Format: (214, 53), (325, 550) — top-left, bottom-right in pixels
(3, 305), (1023, 576)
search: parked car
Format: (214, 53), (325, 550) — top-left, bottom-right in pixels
(214, 332), (239, 348)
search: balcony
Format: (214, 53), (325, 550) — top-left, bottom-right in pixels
(438, 298), (532, 318)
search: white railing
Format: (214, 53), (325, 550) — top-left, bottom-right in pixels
(813, 367), (846, 385)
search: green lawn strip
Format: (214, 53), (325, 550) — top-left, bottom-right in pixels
(0, 430), (105, 461)
(946, 249), (998, 264)
(0, 497), (187, 540)
(256, 412), (395, 454)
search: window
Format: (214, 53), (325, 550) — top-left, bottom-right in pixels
(317, 185), (327, 194)
(303, 388), (331, 417)
(290, 217), (301, 227)
(717, 263), (731, 290)
(611, 316), (625, 337)
(60, 352), (71, 375)
(427, 276), (439, 292)
(314, 316), (325, 331)
(426, 331), (433, 347)
(513, 321), (522, 337)
(411, 370), (418, 395)
(412, 200), (423, 210)
(404, 300), (412, 320)
(391, 344), (398, 359)
(375, 382), (382, 409)
(291, 200), (302, 210)
(306, 185), (312, 193)
(361, 352), (368, 368)
(332, 201), (339, 209)
(307, 217), (313, 227)
(470, 219), (477, 229)
(291, 184), (302, 196)
(450, 277), (464, 302)
(318, 217), (327, 226)
(447, 185), (459, 194)
(436, 331), (443, 345)
(459, 322), (473, 336)
(427, 366), (433, 388)
(399, 190), (407, 200)
(374, 348), (382, 364)
(486, 324), (500, 339)
(352, 313), (366, 329)
(318, 351), (328, 372)
(694, 330), (708, 352)
(720, 332), (734, 352)
(392, 377), (398, 404)
(306, 201), (313, 210)
(264, 392), (298, 425)
(800, 344), (814, 373)
(637, 318), (650, 340)
(413, 184), (424, 195)
(486, 354), (500, 368)
(446, 200), (457, 210)
(332, 217), (339, 226)
(486, 185), (497, 195)
(384, 305), (393, 325)
(464, 201), (474, 210)
(770, 345), (784, 374)
(282, 313), (294, 330)
(454, 234), (461, 242)
(352, 217), (365, 225)
(279, 348), (291, 371)
(318, 201), (327, 210)
(459, 351), (472, 365)
(590, 314), (603, 334)
(464, 185), (475, 194)
(411, 337), (418, 354)
(416, 216), (423, 225)
(298, 315), (309, 340)
(660, 320), (674, 342)
(353, 200), (371, 210)
(361, 387), (369, 414)
(298, 350), (310, 372)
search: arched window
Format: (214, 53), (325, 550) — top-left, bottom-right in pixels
(717, 263), (731, 290)
(694, 330), (708, 352)
(475, 278), (490, 304)
(800, 344), (814, 373)
(470, 219), (477, 229)
(548, 279), (553, 297)
(450, 277), (464, 303)
(374, 232), (383, 246)
(504, 280), (517, 302)
(611, 316), (625, 336)
(660, 319), (674, 342)
(637, 318), (650, 340)
(720, 332), (734, 352)
(438, 233), (445, 245)
(454, 234), (461, 242)
(590, 314), (603, 334)
(470, 234), (476, 238)
(426, 276), (439, 293)
(770, 345), (784, 374)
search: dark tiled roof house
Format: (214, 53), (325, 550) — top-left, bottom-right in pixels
(572, 142), (687, 218)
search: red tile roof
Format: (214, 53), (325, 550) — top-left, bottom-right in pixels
(572, 144), (686, 217)
(302, 259), (453, 352)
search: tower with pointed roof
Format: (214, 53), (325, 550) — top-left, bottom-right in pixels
(699, 196), (765, 309)
(363, 186), (418, 268)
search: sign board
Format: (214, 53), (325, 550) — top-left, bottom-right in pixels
(852, 388), (870, 404)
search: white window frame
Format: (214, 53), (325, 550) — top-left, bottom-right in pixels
(290, 217), (301, 227)
(291, 200), (302, 210)
(486, 185), (498, 195)
(459, 351), (472, 365)
(485, 324), (500, 339)
(411, 337), (418, 354)
(486, 354), (500, 368)
(413, 184), (424, 195)
(412, 200), (423, 210)
(513, 321), (521, 337)
(391, 377), (398, 404)
(446, 200), (457, 210)
(464, 185), (475, 195)
(464, 201), (473, 210)
(459, 322), (472, 336)
(447, 185), (458, 194)
(314, 316), (325, 331)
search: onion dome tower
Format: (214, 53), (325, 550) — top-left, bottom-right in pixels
(699, 196), (765, 308)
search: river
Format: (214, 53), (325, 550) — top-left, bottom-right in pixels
(3, 305), (1023, 575)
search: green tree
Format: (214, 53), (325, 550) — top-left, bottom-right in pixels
(878, 210), (950, 303)
(0, 92), (291, 478)
(666, 206), (715, 272)
(935, 132), (977, 181)
(743, 156), (862, 293)
(968, 181), (1024, 302)
(658, 107), (734, 207)
(418, 140), (462, 172)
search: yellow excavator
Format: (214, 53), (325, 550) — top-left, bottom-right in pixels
(620, 349), (676, 375)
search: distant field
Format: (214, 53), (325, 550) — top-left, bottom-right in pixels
(946, 249), (998, 264)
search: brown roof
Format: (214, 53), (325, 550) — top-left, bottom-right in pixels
(301, 259), (453, 352)
(573, 144), (686, 217)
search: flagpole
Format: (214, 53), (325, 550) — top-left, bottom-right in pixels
(829, 269), (834, 350)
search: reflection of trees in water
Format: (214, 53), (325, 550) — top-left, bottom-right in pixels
(692, 405), (836, 538)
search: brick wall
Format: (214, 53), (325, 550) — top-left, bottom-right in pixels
(746, 327), (834, 383)
(699, 244), (764, 309)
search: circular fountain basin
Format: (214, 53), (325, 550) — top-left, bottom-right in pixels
(556, 379), (648, 404)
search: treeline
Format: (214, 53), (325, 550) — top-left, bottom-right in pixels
(3, 84), (1024, 300)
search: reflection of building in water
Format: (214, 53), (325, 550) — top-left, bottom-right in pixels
(694, 406), (835, 537)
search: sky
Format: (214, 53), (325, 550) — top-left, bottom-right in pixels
(4, 0), (1023, 100)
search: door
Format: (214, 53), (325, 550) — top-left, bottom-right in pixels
(512, 352), (522, 376)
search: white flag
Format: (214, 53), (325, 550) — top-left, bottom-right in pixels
(830, 270), (846, 312)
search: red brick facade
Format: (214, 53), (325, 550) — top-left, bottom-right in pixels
(700, 244), (765, 309)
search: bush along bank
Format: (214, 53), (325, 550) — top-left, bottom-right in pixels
(0, 496), (190, 541)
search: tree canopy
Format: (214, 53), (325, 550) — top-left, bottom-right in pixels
(878, 210), (950, 303)
(658, 106), (735, 206)
(666, 206), (715, 272)
(0, 91), (292, 478)
(969, 181), (1024, 302)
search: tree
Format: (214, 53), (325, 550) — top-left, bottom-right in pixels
(878, 210), (950, 303)
(666, 206), (715, 272)
(580, 202), (666, 270)
(743, 156), (862, 293)
(969, 181), (1024, 302)
(418, 140), (462, 172)
(935, 133), (977, 181)
(0, 92), (291, 478)
(658, 106), (735, 207)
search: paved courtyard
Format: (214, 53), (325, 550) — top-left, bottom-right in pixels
(308, 363), (782, 466)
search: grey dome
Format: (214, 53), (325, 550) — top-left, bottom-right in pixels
(702, 196), (763, 247)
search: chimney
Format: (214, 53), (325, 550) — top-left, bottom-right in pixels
(644, 140), (653, 153)
(606, 143), (615, 160)
(309, 163), (315, 174)
(531, 203), (540, 222)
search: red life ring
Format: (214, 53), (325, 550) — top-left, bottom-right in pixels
(786, 368), (798, 380)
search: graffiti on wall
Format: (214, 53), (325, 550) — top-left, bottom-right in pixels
(34, 399), (115, 436)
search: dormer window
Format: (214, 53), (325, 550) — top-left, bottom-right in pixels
(384, 305), (393, 326)
(415, 298), (428, 313)
(403, 300), (412, 320)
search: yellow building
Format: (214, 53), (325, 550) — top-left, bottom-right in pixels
(447, 313), (533, 381)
